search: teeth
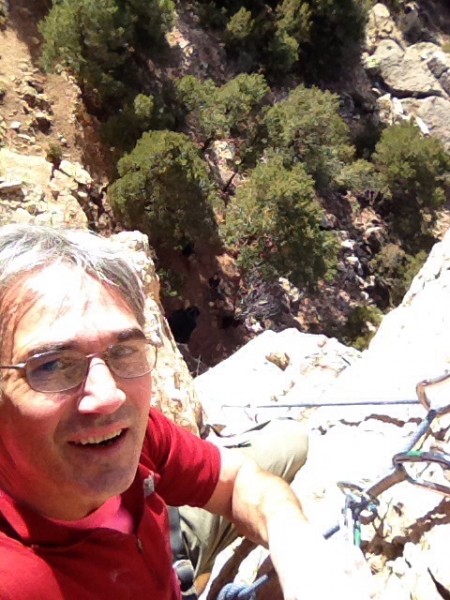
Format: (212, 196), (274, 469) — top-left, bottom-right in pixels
(75, 430), (123, 446)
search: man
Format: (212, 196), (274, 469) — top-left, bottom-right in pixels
(0, 224), (370, 599)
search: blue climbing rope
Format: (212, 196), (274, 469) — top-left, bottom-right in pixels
(217, 574), (270, 600)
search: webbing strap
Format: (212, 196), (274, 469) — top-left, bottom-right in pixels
(168, 507), (198, 600)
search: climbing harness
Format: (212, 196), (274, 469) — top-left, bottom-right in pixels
(216, 371), (450, 600)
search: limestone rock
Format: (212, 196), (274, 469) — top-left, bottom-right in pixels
(194, 328), (361, 432)
(59, 160), (92, 186)
(112, 230), (205, 434)
(0, 148), (52, 189)
(372, 40), (444, 96)
(365, 3), (404, 53)
(401, 95), (450, 150)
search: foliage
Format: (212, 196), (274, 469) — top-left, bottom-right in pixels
(101, 93), (155, 151)
(0, 0), (7, 28)
(225, 7), (255, 45)
(175, 73), (269, 162)
(109, 130), (220, 250)
(301, 0), (369, 80)
(175, 76), (226, 142)
(269, 0), (312, 71)
(372, 121), (450, 242)
(370, 244), (427, 307)
(195, 0), (367, 79)
(263, 85), (354, 190)
(40, 0), (175, 110)
(45, 142), (63, 167)
(219, 74), (269, 136)
(222, 157), (337, 286)
(341, 305), (383, 350)
(158, 267), (185, 300)
(176, 74), (269, 136)
(335, 159), (384, 199)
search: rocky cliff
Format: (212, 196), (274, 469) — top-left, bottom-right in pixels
(196, 227), (450, 599)
(2, 3), (450, 597)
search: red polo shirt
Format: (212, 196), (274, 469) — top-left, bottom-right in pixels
(0, 409), (221, 599)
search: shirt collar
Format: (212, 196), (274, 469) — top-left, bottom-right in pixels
(0, 463), (153, 547)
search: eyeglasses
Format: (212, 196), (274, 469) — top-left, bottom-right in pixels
(0, 338), (157, 393)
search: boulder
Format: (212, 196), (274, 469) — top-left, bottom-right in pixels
(0, 148), (52, 189)
(372, 40), (444, 96)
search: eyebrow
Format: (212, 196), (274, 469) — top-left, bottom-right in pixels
(20, 328), (146, 360)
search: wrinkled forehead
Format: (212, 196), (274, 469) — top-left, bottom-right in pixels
(0, 264), (136, 361)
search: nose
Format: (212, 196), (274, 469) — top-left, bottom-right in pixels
(77, 358), (126, 414)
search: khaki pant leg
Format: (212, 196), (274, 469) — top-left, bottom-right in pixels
(179, 419), (309, 577)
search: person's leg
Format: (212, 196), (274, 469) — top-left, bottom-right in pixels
(179, 419), (309, 578)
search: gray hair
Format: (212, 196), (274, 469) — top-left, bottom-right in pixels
(0, 224), (146, 330)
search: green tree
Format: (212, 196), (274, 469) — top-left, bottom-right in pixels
(225, 7), (255, 45)
(222, 157), (337, 285)
(196, 0), (367, 79)
(101, 93), (155, 151)
(109, 130), (220, 249)
(263, 85), (354, 190)
(341, 305), (383, 350)
(175, 76), (226, 143)
(175, 73), (269, 158)
(302, 0), (369, 79)
(219, 74), (269, 136)
(370, 244), (427, 307)
(373, 121), (450, 242)
(335, 159), (384, 199)
(40, 0), (175, 109)
(269, 0), (311, 72)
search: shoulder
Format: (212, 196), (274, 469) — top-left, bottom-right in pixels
(141, 409), (221, 506)
(0, 535), (62, 599)
(142, 408), (200, 463)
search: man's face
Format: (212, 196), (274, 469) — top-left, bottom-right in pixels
(0, 263), (152, 520)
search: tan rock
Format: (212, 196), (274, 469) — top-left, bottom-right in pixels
(59, 160), (92, 186)
(0, 149), (52, 189)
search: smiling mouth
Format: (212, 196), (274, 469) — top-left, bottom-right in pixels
(70, 429), (127, 448)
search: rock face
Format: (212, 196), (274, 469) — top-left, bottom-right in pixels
(197, 227), (450, 599)
(113, 231), (205, 434)
(364, 3), (450, 150)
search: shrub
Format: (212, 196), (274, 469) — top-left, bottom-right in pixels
(263, 85), (354, 190)
(372, 121), (450, 242)
(175, 73), (269, 156)
(225, 7), (255, 44)
(46, 142), (63, 167)
(175, 76), (225, 143)
(219, 73), (269, 136)
(101, 94), (155, 151)
(40, 0), (175, 110)
(158, 268), (185, 300)
(335, 159), (384, 198)
(370, 244), (427, 306)
(109, 130), (220, 250)
(341, 305), (383, 350)
(268, 0), (311, 72)
(195, 0), (367, 80)
(222, 157), (337, 286)
(301, 0), (369, 80)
